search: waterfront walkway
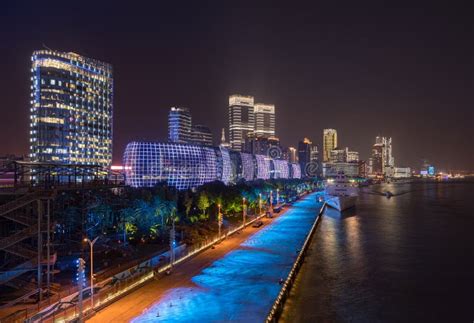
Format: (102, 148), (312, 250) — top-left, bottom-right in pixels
(89, 192), (321, 322)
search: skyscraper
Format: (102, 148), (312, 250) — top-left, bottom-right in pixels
(168, 107), (192, 143)
(298, 138), (313, 176)
(30, 50), (113, 167)
(323, 129), (337, 162)
(372, 136), (394, 177)
(191, 124), (213, 146)
(228, 94), (254, 152)
(254, 103), (275, 138)
(288, 147), (297, 163)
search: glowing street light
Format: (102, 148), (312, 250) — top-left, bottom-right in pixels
(276, 188), (280, 206)
(242, 197), (247, 227)
(217, 204), (223, 239)
(83, 236), (99, 308)
(259, 193), (262, 215)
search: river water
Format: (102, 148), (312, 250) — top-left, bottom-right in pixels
(281, 181), (474, 322)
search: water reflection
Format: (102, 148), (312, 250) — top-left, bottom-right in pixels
(281, 182), (474, 322)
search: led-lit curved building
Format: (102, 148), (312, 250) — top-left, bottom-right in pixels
(123, 142), (301, 189)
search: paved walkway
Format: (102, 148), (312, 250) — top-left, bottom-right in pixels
(89, 193), (320, 322)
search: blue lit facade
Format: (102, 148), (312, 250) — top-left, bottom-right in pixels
(123, 142), (301, 189)
(30, 50), (113, 168)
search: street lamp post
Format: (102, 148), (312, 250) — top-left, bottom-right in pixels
(276, 188), (280, 206)
(270, 190), (273, 207)
(242, 197), (246, 227)
(217, 204), (222, 239)
(84, 237), (99, 309)
(259, 193), (262, 215)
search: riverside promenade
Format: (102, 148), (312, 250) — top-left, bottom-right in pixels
(89, 192), (321, 322)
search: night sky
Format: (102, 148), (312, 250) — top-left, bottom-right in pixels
(0, 1), (472, 170)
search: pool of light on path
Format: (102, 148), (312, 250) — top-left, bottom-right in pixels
(132, 192), (321, 322)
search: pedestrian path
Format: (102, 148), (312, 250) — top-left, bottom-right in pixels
(131, 193), (320, 322)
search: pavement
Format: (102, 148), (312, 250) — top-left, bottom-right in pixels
(87, 192), (320, 322)
(88, 211), (287, 322)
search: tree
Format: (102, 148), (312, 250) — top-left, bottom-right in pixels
(197, 192), (210, 218)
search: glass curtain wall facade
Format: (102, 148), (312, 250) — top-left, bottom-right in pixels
(123, 141), (301, 189)
(168, 107), (192, 143)
(229, 94), (254, 152)
(254, 103), (275, 137)
(30, 50), (113, 168)
(323, 128), (338, 162)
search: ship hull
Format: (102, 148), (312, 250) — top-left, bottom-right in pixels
(325, 195), (357, 211)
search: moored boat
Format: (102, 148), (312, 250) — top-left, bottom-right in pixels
(324, 172), (358, 211)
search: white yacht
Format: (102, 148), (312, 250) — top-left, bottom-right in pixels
(324, 172), (358, 211)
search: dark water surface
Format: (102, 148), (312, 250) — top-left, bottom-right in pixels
(281, 181), (474, 322)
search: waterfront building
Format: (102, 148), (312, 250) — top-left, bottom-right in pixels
(310, 145), (319, 163)
(298, 138), (312, 176)
(229, 94), (255, 152)
(371, 143), (384, 175)
(371, 136), (395, 177)
(191, 124), (213, 146)
(394, 167), (412, 178)
(30, 50), (113, 168)
(122, 141), (301, 190)
(329, 147), (347, 163)
(244, 134), (280, 156)
(254, 103), (275, 138)
(347, 150), (359, 162)
(287, 147), (297, 163)
(323, 129), (337, 162)
(168, 107), (192, 143)
(358, 160), (368, 177)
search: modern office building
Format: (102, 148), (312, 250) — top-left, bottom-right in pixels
(228, 94), (255, 152)
(298, 138), (313, 176)
(394, 167), (411, 178)
(347, 150), (359, 162)
(358, 160), (368, 177)
(123, 141), (301, 190)
(244, 134), (280, 156)
(254, 103), (275, 138)
(371, 136), (394, 177)
(323, 129), (337, 162)
(168, 107), (192, 143)
(371, 143), (384, 175)
(191, 124), (213, 146)
(287, 147), (297, 163)
(29, 50), (113, 168)
(329, 147), (347, 163)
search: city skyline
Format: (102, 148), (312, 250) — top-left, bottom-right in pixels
(0, 2), (472, 171)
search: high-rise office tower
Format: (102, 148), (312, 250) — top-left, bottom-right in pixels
(254, 103), (275, 138)
(229, 94), (254, 152)
(323, 129), (338, 162)
(30, 50), (113, 167)
(168, 107), (192, 143)
(298, 138), (313, 175)
(191, 124), (213, 146)
(288, 147), (297, 163)
(373, 136), (395, 177)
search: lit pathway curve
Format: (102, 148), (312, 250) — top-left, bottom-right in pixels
(90, 192), (320, 322)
